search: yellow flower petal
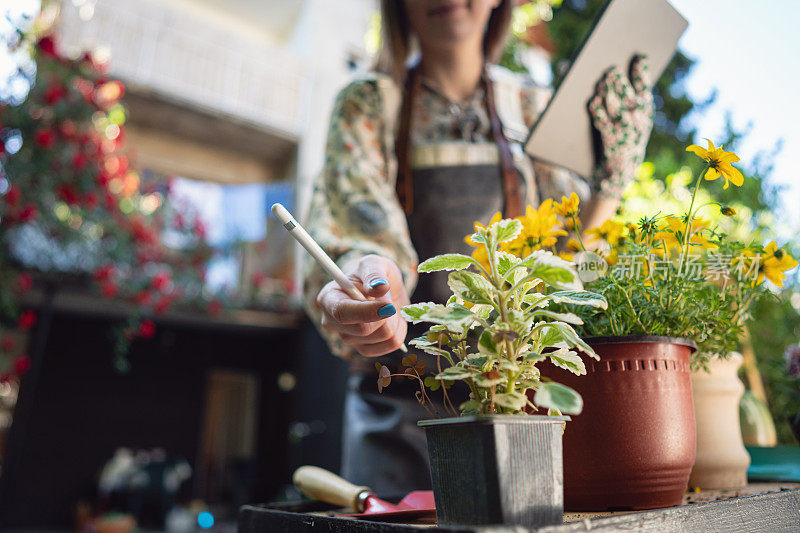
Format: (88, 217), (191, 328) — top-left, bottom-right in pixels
(705, 167), (720, 181)
(720, 163), (744, 187)
(686, 144), (709, 159)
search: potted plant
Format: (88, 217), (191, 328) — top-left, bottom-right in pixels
(377, 215), (607, 528)
(543, 141), (797, 508)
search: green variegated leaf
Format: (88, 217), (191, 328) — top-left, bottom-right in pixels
(470, 304), (494, 320)
(490, 218), (523, 243)
(435, 367), (473, 380)
(549, 348), (587, 375)
(534, 381), (583, 415)
(469, 231), (486, 244)
(419, 304), (477, 329)
(497, 359), (520, 373)
(537, 324), (565, 347)
(522, 292), (549, 308)
(547, 290), (608, 309)
(467, 355), (489, 368)
(478, 329), (498, 355)
(459, 399), (482, 415)
(409, 340), (450, 358)
(496, 251), (520, 276)
(522, 351), (546, 363)
(401, 302), (437, 323)
(494, 391), (527, 411)
(517, 250), (582, 290)
(447, 270), (495, 305)
(547, 322), (599, 360)
(530, 310), (584, 325)
(419, 253), (480, 273)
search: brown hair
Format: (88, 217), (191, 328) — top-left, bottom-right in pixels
(376, 0), (514, 84)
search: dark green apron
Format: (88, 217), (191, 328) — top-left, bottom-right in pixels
(340, 66), (529, 496)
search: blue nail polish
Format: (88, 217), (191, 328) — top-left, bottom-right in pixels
(370, 278), (388, 288)
(378, 304), (396, 318)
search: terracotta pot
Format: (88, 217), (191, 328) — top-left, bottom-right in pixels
(689, 352), (750, 489)
(540, 335), (697, 511)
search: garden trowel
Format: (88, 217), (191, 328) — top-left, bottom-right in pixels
(292, 466), (436, 522)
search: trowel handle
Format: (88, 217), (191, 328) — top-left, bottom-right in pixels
(293, 465), (371, 512)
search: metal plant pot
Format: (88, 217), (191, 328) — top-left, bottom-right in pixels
(418, 415), (568, 527)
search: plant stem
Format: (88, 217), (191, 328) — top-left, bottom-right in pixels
(677, 165), (709, 276)
(573, 215), (588, 252)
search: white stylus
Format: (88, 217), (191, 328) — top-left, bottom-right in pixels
(272, 203), (406, 352)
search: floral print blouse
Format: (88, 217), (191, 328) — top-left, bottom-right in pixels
(303, 66), (630, 360)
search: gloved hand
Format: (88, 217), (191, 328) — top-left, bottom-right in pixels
(588, 54), (655, 197)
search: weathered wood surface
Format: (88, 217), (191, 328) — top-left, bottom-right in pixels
(239, 485), (800, 532)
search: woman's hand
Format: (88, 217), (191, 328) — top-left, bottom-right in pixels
(589, 54), (655, 197)
(315, 255), (410, 357)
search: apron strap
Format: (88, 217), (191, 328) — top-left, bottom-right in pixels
(394, 65), (524, 218)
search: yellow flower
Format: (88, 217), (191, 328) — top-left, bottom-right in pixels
(464, 211), (502, 273)
(558, 251), (574, 262)
(604, 249), (618, 267)
(566, 238), (583, 252)
(504, 200), (567, 257)
(760, 242), (798, 287)
(686, 140), (744, 189)
(555, 192), (580, 218)
(652, 216), (717, 255)
(564, 216), (581, 231)
(586, 220), (625, 247)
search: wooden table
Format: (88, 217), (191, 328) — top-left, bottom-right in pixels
(239, 483), (800, 532)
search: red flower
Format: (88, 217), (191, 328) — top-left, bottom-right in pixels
(0, 373), (13, 384)
(85, 192), (98, 209)
(44, 83), (67, 104)
(36, 35), (59, 58)
(154, 296), (172, 314)
(16, 272), (33, 293)
(17, 311), (37, 331)
(58, 120), (77, 140)
(18, 204), (39, 222)
(1, 336), (14, 352)
(208, 300), (222, 315)
(71, 151), (89, 171)
(138, 319), (156, 339)
(4, 184), (21, 207)
(132, 290), (151, 306)
(100, 280), (119, 298)
(93, 263), (115, 282)
(57, 184), (80, 206)
(131, 219), (156, 245)
(151, 271), (171, 291)
(14, 356), (31, 375)
(34, 128), (56, 149)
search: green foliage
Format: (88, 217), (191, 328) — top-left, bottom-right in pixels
(748, 294), (800, 444)
(382, 217), (606, 417)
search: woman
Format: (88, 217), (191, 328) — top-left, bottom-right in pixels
(303, 0), (653, 496)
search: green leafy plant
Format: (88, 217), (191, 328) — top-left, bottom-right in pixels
(378, 217), (606, 417)
(565, 142), (797, 369)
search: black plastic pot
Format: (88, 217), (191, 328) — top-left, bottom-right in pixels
(418, 415), (568, 527)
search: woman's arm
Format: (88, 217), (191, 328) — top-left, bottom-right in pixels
(303, 78), (418, 359)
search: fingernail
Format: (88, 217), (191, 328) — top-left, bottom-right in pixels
(378, 304), (396, 318)
(370, 278), (388, 288)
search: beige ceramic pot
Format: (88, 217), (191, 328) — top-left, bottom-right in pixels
(689, 352), (750, 489)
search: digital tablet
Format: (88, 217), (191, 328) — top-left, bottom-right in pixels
(524, 0), (688, 178)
